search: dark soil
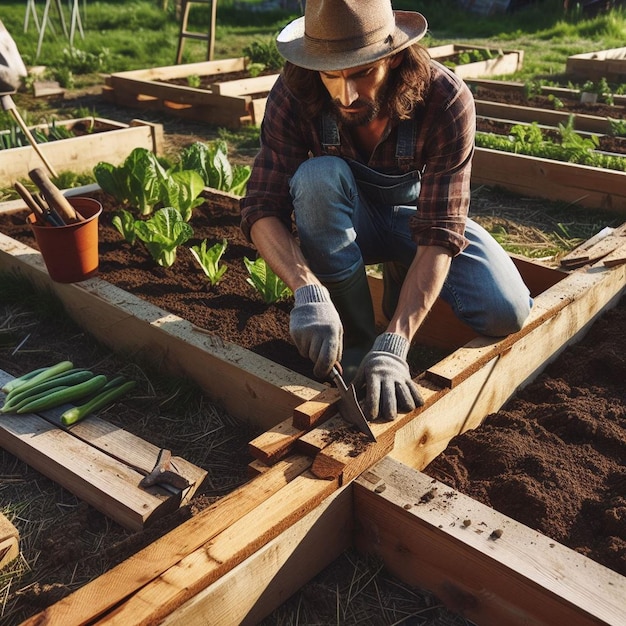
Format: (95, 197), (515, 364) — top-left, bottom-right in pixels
(424, 297), (626, 577)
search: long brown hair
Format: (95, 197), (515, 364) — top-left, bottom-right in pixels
(281, 43), (433, 121)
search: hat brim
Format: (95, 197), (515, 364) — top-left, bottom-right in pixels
(276, 11), (428, 72)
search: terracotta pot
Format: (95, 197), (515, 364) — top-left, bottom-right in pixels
(28, 197), (102, 283)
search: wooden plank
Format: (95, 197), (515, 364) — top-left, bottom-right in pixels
(0, 513), (19, 570)
(211, 73), (278, 96)
(472, 148), (626, 213)
(248, 418), (306, 465)
(93, 471), (339, 625)
(0, 370), (205, 530)
(159, 485), (352, 626)
(22, 455), (313, 626)
(107, 58), (247, 82)
(0, 405), (169, 531)
(354, 457), (626, 626)
(292, 386), (340, 430)
(0, 231), (325, 429)
(428, 44), (523, 79)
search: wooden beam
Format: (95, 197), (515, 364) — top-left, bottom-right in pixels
(158, 486), (352, 626)
(100, 472), (340, 625)
(22, 455), (313, 626)
(354, 456), (626, 626)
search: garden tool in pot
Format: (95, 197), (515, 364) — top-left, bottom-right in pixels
(0, 20), (58, 178)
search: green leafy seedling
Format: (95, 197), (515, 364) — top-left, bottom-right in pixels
(190, 238), (228, 286)
(243, 257), (292, 304)
(112, 209), (137, 244)
(134, 207), (194, 267)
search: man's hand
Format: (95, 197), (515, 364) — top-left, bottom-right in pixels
(353, 332), (424, 421)
(290, 284), (343, 379)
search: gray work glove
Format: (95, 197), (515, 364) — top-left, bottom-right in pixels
(353, 332), (424, 422)
(290, 284), (343, 379)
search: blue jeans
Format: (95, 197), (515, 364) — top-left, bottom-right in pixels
(290, 156), (532, 337)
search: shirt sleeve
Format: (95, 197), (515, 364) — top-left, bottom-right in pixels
(409, 62), (475, 257)
(240, 76), (311, 241)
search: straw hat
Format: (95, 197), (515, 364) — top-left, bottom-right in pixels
(276, 0), (428, 71)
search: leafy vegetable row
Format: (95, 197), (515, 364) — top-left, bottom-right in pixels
(1, 361), (136, 425)
(476, 116), (626, 172)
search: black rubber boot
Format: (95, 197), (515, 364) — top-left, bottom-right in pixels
(382, 261), (408, 320)
(324, 264), (377, 382)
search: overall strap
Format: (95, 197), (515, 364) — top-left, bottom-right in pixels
(395, 118), (417, 173)
(321, 114), (341, 156)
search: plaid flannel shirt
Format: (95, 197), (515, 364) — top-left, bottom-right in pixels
(240, 61), (475, 257)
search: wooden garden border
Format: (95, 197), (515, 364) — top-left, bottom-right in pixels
(566, 46), (626, 82)
(428, 43), (524, 79)
(1, 188), (625, 623)
(102, 57), (278, 128)
(0, 118), (163, 186)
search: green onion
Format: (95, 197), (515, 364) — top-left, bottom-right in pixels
(61, 380), (137, 426)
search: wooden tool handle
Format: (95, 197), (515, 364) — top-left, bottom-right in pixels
(28, 168), (85, 223)
(14, 182), (47, 225)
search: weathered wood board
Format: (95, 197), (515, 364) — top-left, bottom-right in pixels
(0, 118), (163, 186)
(354, 457), (626, 626)
(472, 147), (626, 213)
(0, 369), (207, 531)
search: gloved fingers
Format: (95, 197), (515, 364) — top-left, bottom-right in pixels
(378, 379), (398, 422)
(312, 334), (342, 379)
(364, 376), (382, 421)
(395, 382), (421, 414)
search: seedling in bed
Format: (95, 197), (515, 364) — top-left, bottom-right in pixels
(190, 238), (228, 286)
(244, 257), (292, 304)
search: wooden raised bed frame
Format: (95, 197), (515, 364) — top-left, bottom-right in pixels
(428, 43), (524, 79)
(0, 118), (163, 186)
(566, 46), (626, 82)
(1, 188), (625, 624)
(102, 57), (278, 128)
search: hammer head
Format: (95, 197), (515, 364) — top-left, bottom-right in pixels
(0, 21), (27, 94)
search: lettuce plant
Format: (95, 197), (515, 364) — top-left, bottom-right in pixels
(133, 207), (194, 267)
(243, 257), (291, 304)
(94, 148), (205, 218)
(177, 141), (251, 196)
(190, 239), (228, 286)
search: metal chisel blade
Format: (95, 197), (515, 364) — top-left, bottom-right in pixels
(331, 366), (376, 442)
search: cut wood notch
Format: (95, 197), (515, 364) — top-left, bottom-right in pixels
(560, 223), (626, 269)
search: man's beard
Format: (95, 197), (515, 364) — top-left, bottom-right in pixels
(332, 98), (380, 126)
(331, 77), (390, 127)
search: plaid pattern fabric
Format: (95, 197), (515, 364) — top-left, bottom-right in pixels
(240, 61), (475, 256)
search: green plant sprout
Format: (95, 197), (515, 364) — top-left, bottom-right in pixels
(133, 207), (194, 267)
(190, 239), (228, 286)
(243, 257), (292, 304)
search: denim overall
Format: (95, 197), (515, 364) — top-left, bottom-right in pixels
(289, 115), (531, 337)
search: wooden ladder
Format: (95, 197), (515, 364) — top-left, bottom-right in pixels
(175, 0), (217, 64)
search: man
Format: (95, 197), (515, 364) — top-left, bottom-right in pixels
(240, 0), (532, 421)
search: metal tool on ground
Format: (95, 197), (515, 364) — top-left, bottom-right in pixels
(139, 448), (191, 490)
(29, 167), (85, 224)
(330, 365), (376, 441)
